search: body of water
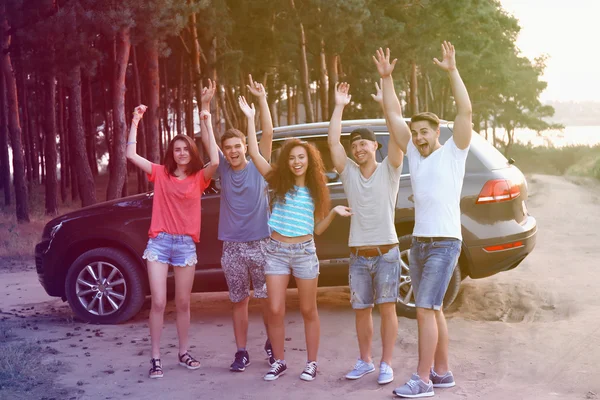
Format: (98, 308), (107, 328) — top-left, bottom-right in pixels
(485, 125), (600, 148)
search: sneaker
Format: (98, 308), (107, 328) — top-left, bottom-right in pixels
(230, 350), (250, 372)
(264, 339), (276, 366)
(393, 374), (434, 398)
(345, 359), (376, 380)
(264, 359), (287, 381)
(430, 368), (455, 388)
(300, 361), (318, 381)
(377, 361), (394, 385)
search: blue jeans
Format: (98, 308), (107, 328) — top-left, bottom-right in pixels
(142, 232), (197, 267)
(349, 246), (401, 309)
(409, 238), (461, 310)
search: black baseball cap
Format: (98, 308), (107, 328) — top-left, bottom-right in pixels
(350, 128), (382, 149)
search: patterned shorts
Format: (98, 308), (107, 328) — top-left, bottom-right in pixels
(221, 239), (269, 303)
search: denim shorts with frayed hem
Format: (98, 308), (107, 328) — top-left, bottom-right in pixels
(143, 232), (198, 267)
(349, 246), (400, 309)
(263, 237), (319, 280)
(409, 237), (461, 310)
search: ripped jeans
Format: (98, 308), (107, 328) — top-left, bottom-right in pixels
(143, 232), (198, 267)
(348, 246), (400, 309)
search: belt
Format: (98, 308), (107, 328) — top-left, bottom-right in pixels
(350, 244), (398, 257)
(413, 236), (458, 243)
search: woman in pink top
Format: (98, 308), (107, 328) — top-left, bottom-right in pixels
(126, 93), (219, 379)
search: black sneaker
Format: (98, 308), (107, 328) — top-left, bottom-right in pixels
(300, 361), (318, 381)
(264, 360), (287, 381)
(230, 350), (250, 372)
(264, 339), (276, 366)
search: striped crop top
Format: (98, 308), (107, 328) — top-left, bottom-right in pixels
(268, 186), (315, 237)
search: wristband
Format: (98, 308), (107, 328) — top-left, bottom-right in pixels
(127, 141), (137, 145)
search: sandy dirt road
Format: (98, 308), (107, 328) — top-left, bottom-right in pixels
(1, 174), (599, 400)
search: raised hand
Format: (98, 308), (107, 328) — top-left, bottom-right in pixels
(335, 82), (351, 106)
(201, 79), (216, 105)
(238, 96), (256, 119)
(246, 74), (266, 99)
(333, 205), (352, 217)
(373, 47), (397, 78)
(370, 79), (383, 104)
(433, 41), (457, 72)
(132, 104), (147, 124)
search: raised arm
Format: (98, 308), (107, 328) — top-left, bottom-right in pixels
(374, 48), (410, 154)
(434, 41), (472, 149)
(247, 74), (273, 161)
(327, 82), (351, 174)
(199, 110), (219, 180)
(125, 105), (152, 175)
(239, 96), (272, 177)
(371, 78), (404, 168)
(199, 79), (220, 155)
(314, 205), (352, 235)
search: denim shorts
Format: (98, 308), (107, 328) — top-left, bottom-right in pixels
(142, 232), (198, 267)
(263, 238), (319, 280)
(409, 238), (461, 310)
(349, 246), (401, 309)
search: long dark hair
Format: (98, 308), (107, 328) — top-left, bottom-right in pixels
(162, 134), (203, 176)
(267, 139), (330, 220)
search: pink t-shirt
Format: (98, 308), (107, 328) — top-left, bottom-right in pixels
(147, 163), (211, 242)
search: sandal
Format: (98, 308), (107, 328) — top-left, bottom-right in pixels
(149, 358), (163, 379)
(178, 352), (201, 370)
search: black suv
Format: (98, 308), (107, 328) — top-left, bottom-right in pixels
(35, 119), (537, 324)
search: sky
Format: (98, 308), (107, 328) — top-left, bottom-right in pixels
(499, 0), (600, 102)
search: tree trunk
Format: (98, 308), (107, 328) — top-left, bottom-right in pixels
(185, 64), (194, 137)
(18, 70), (32, 184)
(327, 53), (338, 119)
(132, 45), (148, 193)
(0, 73), (10, 205)
(409, 60), (419, 116)
(0, 5), (29, 221)
(67, 66), (97, 207)
(290, 0), (314, 123)
(85, 76), (98, 176)
(144, 40), (160, 164)
(106, 27), (131, 200)
(319, 40), (328, 122)
(44, 75), (58, 215)
(57, 79), (67, 203)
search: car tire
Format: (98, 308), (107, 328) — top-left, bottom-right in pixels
(395, 235), (462, 319)
(65, 247), (146, 324)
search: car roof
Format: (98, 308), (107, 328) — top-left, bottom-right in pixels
(266, 118), (450, 140)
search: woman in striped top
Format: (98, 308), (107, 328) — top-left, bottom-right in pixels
(239, 96), (351, 382)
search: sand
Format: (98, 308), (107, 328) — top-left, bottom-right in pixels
(1, 174), (599, 400)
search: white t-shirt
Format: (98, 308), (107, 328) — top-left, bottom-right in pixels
(340, 157), (402, 247)
(407, 137), (469, 240)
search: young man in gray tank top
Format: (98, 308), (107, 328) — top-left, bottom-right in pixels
(200, 76), (276, 372)
(376, 43), (473, 398)
(327, 82), (405, 385)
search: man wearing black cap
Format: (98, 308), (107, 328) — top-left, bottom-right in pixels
(327, 82), (406, 385)
(374, 42), (473, 398)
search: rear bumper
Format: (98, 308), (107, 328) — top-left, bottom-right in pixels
(466, 215), (537, 279)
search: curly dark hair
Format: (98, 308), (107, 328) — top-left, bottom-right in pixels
(267, 139), (331, 221)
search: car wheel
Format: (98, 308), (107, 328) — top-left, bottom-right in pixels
(395, 235), (462, 319)
(65, 247), (146, 324)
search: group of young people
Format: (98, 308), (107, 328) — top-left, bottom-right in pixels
(126, 41), (472, 398)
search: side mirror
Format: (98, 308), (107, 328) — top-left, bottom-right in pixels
(325, 171), (339, 183)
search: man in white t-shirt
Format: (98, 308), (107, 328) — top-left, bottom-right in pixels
(374, 42), (473, 398)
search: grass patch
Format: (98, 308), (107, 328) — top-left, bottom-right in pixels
(507, 143), (600, 179)
(0, 337), (74, 399)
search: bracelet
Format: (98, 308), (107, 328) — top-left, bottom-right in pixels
(127, 141), (137, 145)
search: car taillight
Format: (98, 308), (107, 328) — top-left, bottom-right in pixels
(483, 241), (524, 252)
(476, 179), (520, 204)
